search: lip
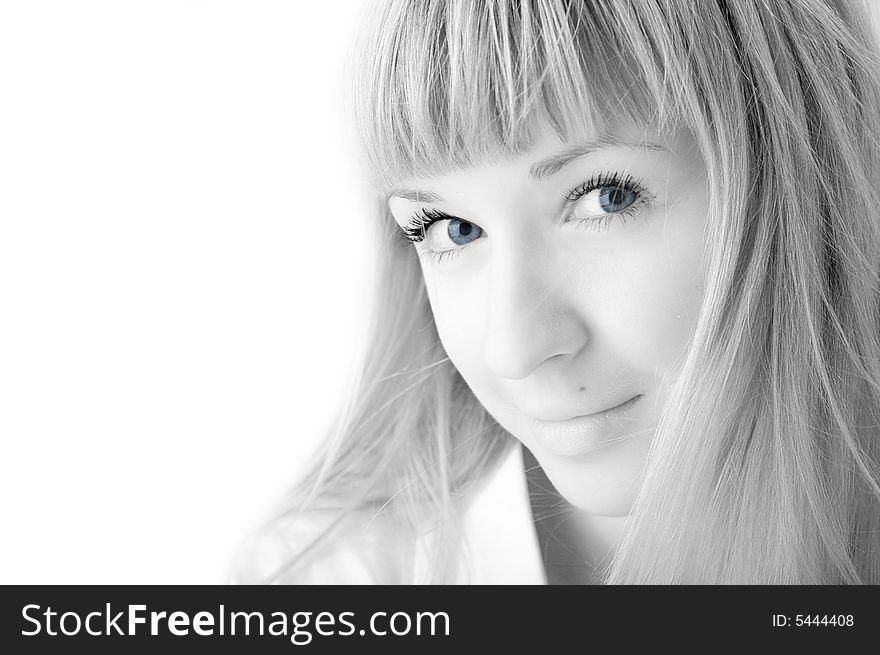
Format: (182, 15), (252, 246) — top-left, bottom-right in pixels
(529, 394), (642, 458)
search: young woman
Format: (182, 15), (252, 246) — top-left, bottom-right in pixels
(235, 0), (880, 584)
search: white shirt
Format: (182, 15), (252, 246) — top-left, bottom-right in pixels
(233, 445), (547, 584)
(455, 445), (547, 584)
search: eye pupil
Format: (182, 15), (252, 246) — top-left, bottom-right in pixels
(598, 186), (636, 212)
(447, 219), (482, 245)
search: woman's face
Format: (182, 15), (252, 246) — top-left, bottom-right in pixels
(388, 124), (710, 516)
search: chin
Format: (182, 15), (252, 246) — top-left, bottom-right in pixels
(529, 434), (653, 516)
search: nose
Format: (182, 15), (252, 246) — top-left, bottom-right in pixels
(483, 239), (590, 380)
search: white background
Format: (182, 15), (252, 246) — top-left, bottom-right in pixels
(2, 1), (880, 585)
(0, 1), (369, 583)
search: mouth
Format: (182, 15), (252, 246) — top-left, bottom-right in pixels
(529, 394), (643, 458)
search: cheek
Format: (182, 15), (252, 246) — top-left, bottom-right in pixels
(598, 208), (708, 380)
(419, 263), (488, 375)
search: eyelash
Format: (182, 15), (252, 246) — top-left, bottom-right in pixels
(400, 209), (463, 265)
(400, 171), (650, 263)
(564, 171), (650, 230)
(401, 207), (453, 243)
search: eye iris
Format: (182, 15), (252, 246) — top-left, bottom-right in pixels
(598, 186), (636, 212)
(448, 219), (482, 245)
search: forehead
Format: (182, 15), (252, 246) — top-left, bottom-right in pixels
(387, 123), (683, 203)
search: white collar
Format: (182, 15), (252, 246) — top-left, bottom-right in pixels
(459, 444), (547, 584)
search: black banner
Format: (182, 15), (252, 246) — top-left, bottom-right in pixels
(1, 585), (876, 652)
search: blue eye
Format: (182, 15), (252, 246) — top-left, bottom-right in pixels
(598, 186), (637, 213)
(566, 172), (649, 228)
(447, 219), (482, 245)
(401, 208), (486, 263)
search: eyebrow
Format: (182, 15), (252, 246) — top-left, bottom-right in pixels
(388, 138), (665, 203)
(528, 139), (665, 180)
(387, 189), (444, 202)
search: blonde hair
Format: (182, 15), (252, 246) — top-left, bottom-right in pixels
(238, 0), (880, 584)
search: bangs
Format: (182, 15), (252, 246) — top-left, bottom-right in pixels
(351, 0), (679, 190)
